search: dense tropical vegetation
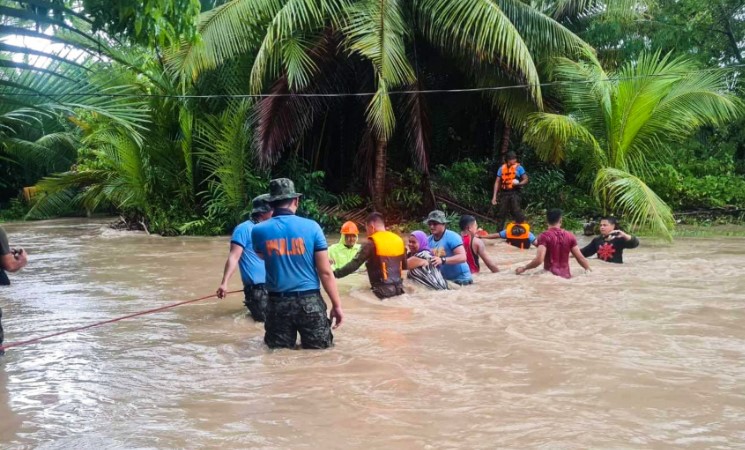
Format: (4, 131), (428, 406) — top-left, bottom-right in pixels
(1, 0), (744, 238)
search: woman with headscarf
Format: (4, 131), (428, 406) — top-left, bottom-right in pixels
(406, 231), (449, 290)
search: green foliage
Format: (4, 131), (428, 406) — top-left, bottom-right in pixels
(524, 51), (742, 239)
(82, 0), (202, 48)
(0, 198), (30, 222)
(432, 159), (492, 212)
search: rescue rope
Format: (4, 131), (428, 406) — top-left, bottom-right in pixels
(0, 289), (242, 352)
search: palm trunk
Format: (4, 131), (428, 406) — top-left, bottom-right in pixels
(373, 138), (388, 212)
(500, 122), (511, 156)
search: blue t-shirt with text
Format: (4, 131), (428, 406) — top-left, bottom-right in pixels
(428, 230), (472, 283)
(230, 220), (265, 285)
(251, 214), (328, 293)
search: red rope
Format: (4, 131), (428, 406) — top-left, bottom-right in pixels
(0, 289), (243, 352)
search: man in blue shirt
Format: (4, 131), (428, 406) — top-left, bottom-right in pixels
(251, 178), (344, 349)
(216, 194), (273, 321)
(425, 210), (473, 285)
(491, 151), (529, 230)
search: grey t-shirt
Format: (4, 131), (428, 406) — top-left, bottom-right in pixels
(0, 227), (11, 285)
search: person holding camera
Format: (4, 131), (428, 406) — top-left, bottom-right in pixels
(580, 216), (639, 264)
(1, 225), (29, 355)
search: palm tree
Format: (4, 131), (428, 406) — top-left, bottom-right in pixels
(172, 0), (593, 210)
(523, 51), (741, 239)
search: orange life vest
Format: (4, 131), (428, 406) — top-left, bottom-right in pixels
(500, 163), (522, 191)
(368, 231), (406, 286)
(506, 222), (531, 249)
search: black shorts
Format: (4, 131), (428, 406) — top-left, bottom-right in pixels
(243, 284), (268, 322)
(264, 293), (333, 350)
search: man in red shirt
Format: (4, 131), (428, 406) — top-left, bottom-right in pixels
(516, 209), (591, 279)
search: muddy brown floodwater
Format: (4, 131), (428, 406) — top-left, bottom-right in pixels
(1, 218), (744, 449)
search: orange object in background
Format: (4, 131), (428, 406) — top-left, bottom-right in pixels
(476, 228), (488, 237)
(22, 186), (37, 203)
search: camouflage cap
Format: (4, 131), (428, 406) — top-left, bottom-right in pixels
(267, 178), (302, 202)
(423, 210), (449, 224)
(251, 193), (272, 215)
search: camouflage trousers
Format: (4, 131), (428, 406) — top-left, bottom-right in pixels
(264, 292), (333, 349)
(243, 284), (268, 322)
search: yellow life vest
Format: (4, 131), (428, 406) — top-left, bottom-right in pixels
(368, 231), (406, 285)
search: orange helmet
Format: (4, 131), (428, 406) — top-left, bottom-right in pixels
(340, 221), (359, 235)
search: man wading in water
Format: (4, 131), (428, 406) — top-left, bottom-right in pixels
(516, 209), (591, 279)
(251, 178), (344, 349)
(580, 216), (639, 264)
(334, 212), (407, 299)
(1, 226), (29, 355)
(425, 210), (473, 286)
(216, 194), (273, 321)
(458, 215), (499, 274)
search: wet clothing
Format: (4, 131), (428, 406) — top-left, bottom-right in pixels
(264, 292), (333, 349)
(428, 230), (472, 284)
(252, 209), (328, 293)
(499, 223), (536, 249)
(0, 227), (8, 354)
(251, 208), (333, 349)
(328, 242), (361, 271)
(0, 227), (9, 286)
(496, 163), (526, 229)
(407, 250), (449, 290)
(581, 235), (639, 264)
(536, 228), (578, 279)
(243, 284), (268, 322)
(334, 231), (407, 299)
(497, 163), (526, 191)
(497, 191), (523, 230)
(462, 234), (480, 274)
(231, 220), (265, 285)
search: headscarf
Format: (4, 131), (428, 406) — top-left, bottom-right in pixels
(410, 230), (430, 252)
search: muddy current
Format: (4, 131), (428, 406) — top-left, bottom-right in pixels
(1, 218), (744, 449)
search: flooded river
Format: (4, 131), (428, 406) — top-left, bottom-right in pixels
(1, 218), (744, 449)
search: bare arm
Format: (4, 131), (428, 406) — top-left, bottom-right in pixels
(217, 243), (243, 298)
(474, 238), (499, 272)
(516, 173), (529, 187)
(1, 249), (27, 272)
(315, 250), (344, 328)
(491, 177), (501, 204)
(516, 245), (545, 274)
(570, 245), (592, 272)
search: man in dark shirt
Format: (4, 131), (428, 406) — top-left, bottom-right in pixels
(334, 212), (407, 299)
(580, 217), (639, 264)
(1, 226), (29, 355)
